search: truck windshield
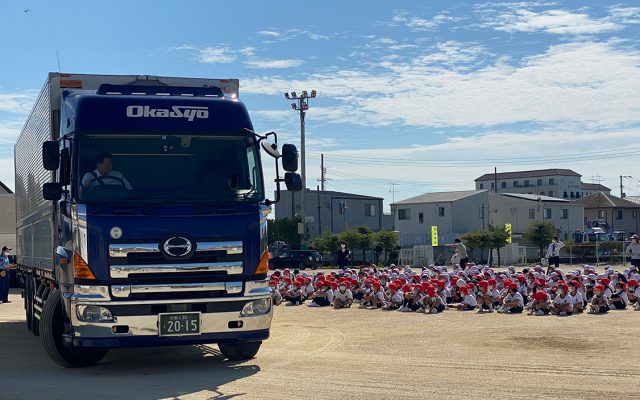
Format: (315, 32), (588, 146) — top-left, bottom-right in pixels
(76, 134), (263, 203)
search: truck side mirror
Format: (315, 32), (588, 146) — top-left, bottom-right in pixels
(284, 172), (302, 191)
(43, 182), (62, 201)
(42, 141), (59, 170)
(281, 144), (299, 172)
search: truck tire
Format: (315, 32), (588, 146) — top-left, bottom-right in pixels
(218, 341), (262, 361)
(40, 289), (108, 368)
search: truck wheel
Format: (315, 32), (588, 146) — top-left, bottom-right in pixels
(40, 289), (108, 368)
(298, 262), (306, 270)
(218, 341), (262, 361)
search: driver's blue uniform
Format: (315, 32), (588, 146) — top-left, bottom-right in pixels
(81, 169), (133, 190)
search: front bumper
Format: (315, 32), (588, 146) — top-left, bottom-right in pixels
(64, 280), (273, 348)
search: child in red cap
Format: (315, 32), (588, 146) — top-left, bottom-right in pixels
(423, 286), (446, 314)
(456, 286), (477, 311)
(550, 283), (573, 316)
(528, 284), (550, 316)
(499, 283), (524, 314)
(284, 278), (305, 306)
(309, 281), (334, 307)
(332, 281), (353, 308)
(608, 281), (628, 310)
(588, 284), (610, 314)
(270, 276), (283, 306)
(476, 280), (494, 313)
(568, 281), (584, 313)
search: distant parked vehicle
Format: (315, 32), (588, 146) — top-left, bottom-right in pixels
(269, 250), (322, 270)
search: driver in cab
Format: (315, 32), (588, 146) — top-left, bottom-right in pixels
(82, 152), (133, 191)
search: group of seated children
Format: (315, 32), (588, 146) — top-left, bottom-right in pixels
(269, 263), (640, 316)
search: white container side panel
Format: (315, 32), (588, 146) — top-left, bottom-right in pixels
(14, 79), (55, 269)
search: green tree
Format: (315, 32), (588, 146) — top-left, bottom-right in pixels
(461, 230), (487, 262)
(523, 221), (558, 258)
(309, 231), (340, 258)
(373, 230), (399, 265)
(268, 217), (301, 250)
(354, 226), (374, 261)
(487, 224), (510, 267)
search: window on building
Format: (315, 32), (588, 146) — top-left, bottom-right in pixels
(398, 209), (411, 220)
(549, 191), (554, 197)
(561, 209), (568, 219)
(544, 208), (552, 219)
(491, 182), (495, 189)
(513, 181), (519, 188)
(501, 182), (506, 188)
(633, 210), (638, 218)
(418, 212), (424, 224)
(479, 183), (484, 189)
(438, 207), (445, 217)
(598, 210), (605, 219)
(524, 180), (530, 187)
(365, 203), (376, 217)
(616, 210), (623, 220)
(537, 179), (543, 186)
(563, 192), (568, 198)
(570, 192), (575, 199)
(549, 178), (555, 185)
(540, 192), (546, 196)
(529, 209), (535, 219)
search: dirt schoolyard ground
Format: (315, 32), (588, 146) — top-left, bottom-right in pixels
(1, 278), (639, 400)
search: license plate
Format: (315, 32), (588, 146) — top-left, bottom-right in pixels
(158, 312), (201, 336)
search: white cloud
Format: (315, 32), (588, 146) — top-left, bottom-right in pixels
(257, 30), (280, 37)
(390, 11), (464, 31)
(482, 8), (621, 35)
(197, 47), (237, 64)
(244, 59), (305, 69)
(243, 40), (640, 129)
(238, 47), (256, 56)
(609, 5), (640, 24)
(0, 120), (23, 144)
(0, 91), (38, 114)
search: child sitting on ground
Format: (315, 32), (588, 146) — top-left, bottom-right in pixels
(423, 286), (446, 314)
(476, 280), (494, 313)
(456, 286), (477, 311)
(569, 281), (584, 313)
(332, 281), (353, 308)
(499, 283), (524, 314)
(529, 287), (550, 316)
(550, 283), (573, 316)
(588, 284), (610, 314)
(400, 284), (422, 312)
(608, 281), (628, 310)
(382, 282), (404, 310)
(284, 279), (305, 306)
(270, 277), (282, 306)
(309, 281), (334, 307)
(362, 281), (385, 309)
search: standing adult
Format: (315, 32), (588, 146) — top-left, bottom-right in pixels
(627, 234), (640, 268)
(545, 235), (564, 271)
(336, 241), (351, 271)
(0, 246), (16, 303)
(449, 238), (468, 270)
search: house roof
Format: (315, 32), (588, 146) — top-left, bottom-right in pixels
(307, 189), (382, 200)
(573, 192), (640, 209)
(0, 180), (13, 194)
(580, 183), (611, 191)
(393, 190), (485, 205)
(625, 195), (640, 205)
(475, 168), (581, 181)
(498, 193), (571, 203)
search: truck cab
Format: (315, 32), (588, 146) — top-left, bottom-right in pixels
(16, 73), (301, 367)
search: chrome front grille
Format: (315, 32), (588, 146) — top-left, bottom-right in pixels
(110, 261), (243, 278)
(109, 241), (242, 258)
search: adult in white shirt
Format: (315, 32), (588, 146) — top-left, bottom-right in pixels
(626, 235), (640, 268)
(82, 153), (133, 192)
(545, 236), (564, 271)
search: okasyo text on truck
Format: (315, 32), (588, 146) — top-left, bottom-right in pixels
(14, 72), (302, 367)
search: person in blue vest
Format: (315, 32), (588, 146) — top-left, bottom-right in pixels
(0, 246), (16, 303)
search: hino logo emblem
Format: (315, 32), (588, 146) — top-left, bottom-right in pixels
(163, 237), (193, 257)
(126, 105), (209, 121)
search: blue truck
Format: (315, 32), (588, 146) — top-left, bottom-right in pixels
(14, 73), (302, 367)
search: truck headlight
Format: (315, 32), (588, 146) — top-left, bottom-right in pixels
(240, 298), (271, 317)
(76, 305), (114, 322)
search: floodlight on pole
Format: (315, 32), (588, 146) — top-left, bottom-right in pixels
(283, 88), (317, 245)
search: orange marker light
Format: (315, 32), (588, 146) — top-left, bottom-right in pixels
(255, 250), (270, 275)
(73, 253), (96, 280)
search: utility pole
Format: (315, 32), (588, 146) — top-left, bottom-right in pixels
(494, 167), (498, 193)
(284, 89), (317, 240)
(620, 175), (632, 198)
(389, 183), (396, 213)
(319, 153), (327, 191)
(317, 185), (322, 236)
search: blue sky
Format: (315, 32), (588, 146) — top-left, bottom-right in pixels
(2, 1), (640, 212)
